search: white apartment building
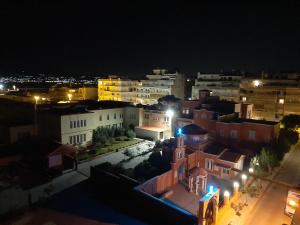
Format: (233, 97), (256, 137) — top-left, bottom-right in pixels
(191, 73), (241, 101)
(98, 70), (186, 105)
(137, 69), (185, 105)
(38, 103), (127, 146)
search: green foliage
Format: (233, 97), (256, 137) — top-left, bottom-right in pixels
(282, 128), (299, 145)
(158, 95), (180, 103)
(251, 147), (279, 173)
(281, 114), (300, 130)
(134, 160), (157, 180)
(126, 129), (136, 139)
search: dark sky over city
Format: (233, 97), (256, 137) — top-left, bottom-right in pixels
(0, 1), (300, 77)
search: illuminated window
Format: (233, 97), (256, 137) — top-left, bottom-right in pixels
(242, 97), (247, 102)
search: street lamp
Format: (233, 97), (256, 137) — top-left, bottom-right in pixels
(253, 80), (261, 87)
(233, 181), (240, 195)
(224, 190), (230, 205)
(166, 109), (174, 118)
(249, 167), (254, 174)
(34, 96), (40, 104)
(241, 174), (247, 186)
(67, 93), (72, 102)
(0, 84), (3, 90)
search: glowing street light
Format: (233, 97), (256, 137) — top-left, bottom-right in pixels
(166, 109), (174, 118)
(34, 96), (40, 104)
(253, 80), (261, 87)
(233, 181), (240, 188)
(0, 84), (3, 90)
(249, 167), (254, 173)
(12, 85), (16, 90)
(41, 97), (46, 101)
(67, 93), (72, 101)
(279, 98), (285, 104)
(289, 199), (297, 207)
(224, 190), (230, 205)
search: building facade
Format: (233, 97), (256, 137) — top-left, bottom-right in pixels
(98, 76), (140, 103)
(98, 70), (186, 105)
(240, 75), (300, 121)
(191, 73), (241, 101)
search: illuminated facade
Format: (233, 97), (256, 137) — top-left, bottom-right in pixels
(240, 75), (300, 121)
(98, 76), (141, 102)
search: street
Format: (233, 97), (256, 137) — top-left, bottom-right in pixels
(243, 144), (300, 225)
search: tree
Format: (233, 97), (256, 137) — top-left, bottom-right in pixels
(281, 114), (300, 130)
(126, 129), (136, 139)
(252, 148), (279, 173)
(284, 129), (299, 145)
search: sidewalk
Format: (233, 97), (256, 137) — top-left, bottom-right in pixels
(217, 147), (295, 225)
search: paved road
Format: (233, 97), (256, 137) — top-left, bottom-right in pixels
(244, 145), (300, 225)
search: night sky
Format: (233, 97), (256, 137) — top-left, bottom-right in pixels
(0, 1), (300, 77)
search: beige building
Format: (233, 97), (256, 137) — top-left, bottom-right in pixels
(137, 69), (186, 105)
(98, 70), (186, 105)
(48, 86), (98, 102)
(191, 73), (241, 101)
(98, 76), (140, 103)
(240, 75), (300, 121)
(38, 102), (128, 146)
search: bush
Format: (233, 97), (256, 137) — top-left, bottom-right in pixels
(126, 130), (136, 139)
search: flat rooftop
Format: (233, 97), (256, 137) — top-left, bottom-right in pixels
(164, 183), (200, 216)
(221, 118), (278, 125)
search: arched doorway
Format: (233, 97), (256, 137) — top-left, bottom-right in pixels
(205, 198), (217, 225)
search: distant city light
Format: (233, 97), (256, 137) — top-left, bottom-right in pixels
(253, 80), (261, 87)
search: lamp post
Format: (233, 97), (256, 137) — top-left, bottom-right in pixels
(241, 174), (247, 186)
(33, 96), (40, 135)
(166, 109), (174, 137)
(233, 181), (240, 196)
(67, 93), (72, 102)
(224, 190), (230, 205)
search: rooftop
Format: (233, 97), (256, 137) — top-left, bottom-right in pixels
(204, 145), (226, 155)
(221, 117), (278, 125)
(219, 151), (242, 163)
(182, 124), (207, 135)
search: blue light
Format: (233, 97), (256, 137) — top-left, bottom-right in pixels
(177, 128), (182, 135)
(209, 185), (214, 193)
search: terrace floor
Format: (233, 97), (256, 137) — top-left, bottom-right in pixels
(164, 183), (200, 216)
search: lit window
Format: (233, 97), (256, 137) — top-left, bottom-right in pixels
(242, 97), (247, 102)
(279, 99), (285, 104)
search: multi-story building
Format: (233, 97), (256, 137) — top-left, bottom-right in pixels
(137, 69), (186, 105)
(240, 73), (300, 121)
(176, 90), (279, 150)
(37, 101), (130, 146)
(98, 70), (186, 105)
(48, 85), (98, 102)
(191, 72), (242, 101)
(98, 76), (140, 103)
